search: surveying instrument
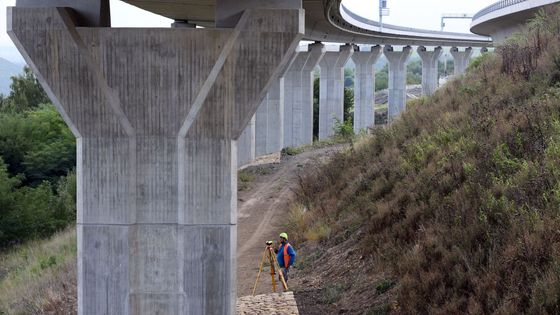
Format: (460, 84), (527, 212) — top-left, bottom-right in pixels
(252, 240), (289, 295)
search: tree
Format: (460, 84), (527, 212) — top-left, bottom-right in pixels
(313, 77), (319, 139)
(407, 60), (422, 85)
(344, 87), (354, 124)
(1, 67), (49, 113)
(376, 64), (389, 91)
(0, 105), (75, 186)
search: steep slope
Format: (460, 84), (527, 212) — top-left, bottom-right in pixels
(290, 6), (560, 314)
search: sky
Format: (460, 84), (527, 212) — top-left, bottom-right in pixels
(0, 0), (497, 64)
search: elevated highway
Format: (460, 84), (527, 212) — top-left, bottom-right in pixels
(471, 0), (560, 43)
(122, 0), (492, 46)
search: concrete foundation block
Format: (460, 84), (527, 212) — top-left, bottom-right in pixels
(77, 225), (130, 315)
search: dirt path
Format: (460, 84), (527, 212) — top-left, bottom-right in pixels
(236, 146), (343, 297)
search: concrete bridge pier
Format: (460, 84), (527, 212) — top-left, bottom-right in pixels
(384, 45), (412, 120)
(351, 45), (382, 133)
(283, 42), (325, 147)
(450, 47), (473, 75)
(418, 46), (443, 96)
(255, 79), (284, 157)
(318, 44), (353, 140)
(238, 115), (256, 167)
(8, 2), (303, 314)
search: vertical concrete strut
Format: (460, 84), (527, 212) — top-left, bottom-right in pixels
(300, 42), (325, 145)
(254, 79), (283, 157)
(254, 51), (298, 158)
(237, 115), (256, 167)
(351, 45), (381, 133)
(318, 44), (353, 140)
(417, 46), (443, 96)
(8, 5), (303, 314)
(283, 51), (308, 148)
(384, 45), (412, 120)
(450, 47), (473, 75)
(283, 42), (325, 147)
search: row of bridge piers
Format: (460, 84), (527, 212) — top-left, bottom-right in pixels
(237, 43), (485, 167)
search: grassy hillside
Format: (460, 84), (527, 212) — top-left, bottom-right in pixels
(291, 6), (560, 314)
(0, 227), (76, 314)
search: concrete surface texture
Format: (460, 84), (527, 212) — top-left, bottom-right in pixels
(450, 47), (474, 75)
(351, 45), (381, 133)
(238, 115), (256, 168)
(283, 42), (325, 147)
(255, 78), (284, 157)
(8, 4), (303, 314)
(418, 46), (443, 96)
(384, 45), (412, 120)
(318, 44), (353, 140)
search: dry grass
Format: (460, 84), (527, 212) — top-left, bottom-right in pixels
(291, 6), (560, 314)
(0, 227), (77, 314)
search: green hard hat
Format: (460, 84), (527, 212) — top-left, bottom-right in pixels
(279, 232), (288, 240)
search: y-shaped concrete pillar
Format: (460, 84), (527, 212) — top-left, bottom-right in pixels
(318, 44), (353, 140)
(283, 42), (325, 147)
(384, 45), (412, 120)
(238, 115), (256, 167)
(8, 5), (302, 314)
(450, 47), (473, 75)
(351, 45), (382, 133)
(418, 46), (443, 96)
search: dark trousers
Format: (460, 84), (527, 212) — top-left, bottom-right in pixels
(279, 267), (289, 282)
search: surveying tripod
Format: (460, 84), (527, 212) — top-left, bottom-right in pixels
(252, 241), (289, 296)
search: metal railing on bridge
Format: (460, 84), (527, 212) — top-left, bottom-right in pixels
(473, 0), (528, 21)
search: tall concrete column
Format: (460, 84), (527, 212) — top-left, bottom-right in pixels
(301, 42), (325, 145)
(418, 46), (443, 96)
(318, 44), (353, 140)
(8, 5), (302, 314)
(351, 45), (381, 133)
(283, 42), (325, 147)
(255, 78), (283, 157)
(450, 47), (473, 75)
(384, 45), (412, 120)
(238, 115), (255, 167)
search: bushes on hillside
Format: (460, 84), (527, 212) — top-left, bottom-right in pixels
(0, 158), (76, 248)
(0, 64), (76, 249)
(292, 5), (560, 314)
(0, 104), (75, 186)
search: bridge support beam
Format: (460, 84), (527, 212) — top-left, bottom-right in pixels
(283, 42), (325, 147)
(384, 45), (412, 120)
(318, 44), (353, 140)
(8, 5), (302, 314)
(418, 46), (443, 96)
(351, 45), (381, 133)
(450, 47), (473, 75)
(238, 115), (256, 167)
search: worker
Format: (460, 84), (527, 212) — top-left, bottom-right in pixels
(276, 232), (296, 282)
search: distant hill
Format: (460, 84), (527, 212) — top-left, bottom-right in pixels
(0, 57), (23, 96)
